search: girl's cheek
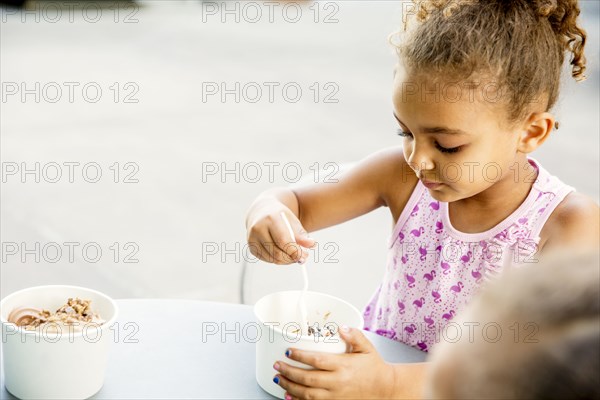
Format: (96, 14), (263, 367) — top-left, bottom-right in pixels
(402, 144), (412, 161)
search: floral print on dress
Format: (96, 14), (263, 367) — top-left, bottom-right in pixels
(363, 158), (575, 352)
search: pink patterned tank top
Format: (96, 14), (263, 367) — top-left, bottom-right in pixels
(362, 157), (574, 352)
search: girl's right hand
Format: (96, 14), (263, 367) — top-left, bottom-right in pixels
(246, 203), (315, 265)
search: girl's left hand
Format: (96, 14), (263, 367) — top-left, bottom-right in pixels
(273, 326), (397, 400)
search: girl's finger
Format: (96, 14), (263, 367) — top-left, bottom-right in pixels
(275, 374), (330, 400)
(288, 217), (316, 249)
(261, 238), (303, 265)
(267, 224), (307, 263)
(248, 225), (285, 263)
(275, 361), (335, 389)
(285, 348), (343, 371)
(248, 240), (268, 261)
(251, 237), (287, 264)
(257, 240), (282, 264)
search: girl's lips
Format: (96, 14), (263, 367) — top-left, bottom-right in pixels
(422, 180), (442, 189)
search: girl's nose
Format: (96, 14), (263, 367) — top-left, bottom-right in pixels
(406, 143), (435, 175)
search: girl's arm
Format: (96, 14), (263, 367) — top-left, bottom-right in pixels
(389, 362), (429, 399)
(292, 146), (416, 233)
(245, 147), (417, 263)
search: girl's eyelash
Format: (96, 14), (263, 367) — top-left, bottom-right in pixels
(397, 128), (412, 138)
(435, 142), (461, 154)
(396, 128), (462, 154)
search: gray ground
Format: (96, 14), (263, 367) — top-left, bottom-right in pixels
(1, 1), (598, 310)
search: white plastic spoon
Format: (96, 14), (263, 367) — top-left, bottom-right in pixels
(280, 212), (309, 335)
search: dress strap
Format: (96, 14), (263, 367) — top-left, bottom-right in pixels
(388, 181), (423, 248)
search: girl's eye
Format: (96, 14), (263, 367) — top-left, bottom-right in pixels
(397, 128), (462, 153)
(435, 142), (461, 154)
(397, 128), (413, 138)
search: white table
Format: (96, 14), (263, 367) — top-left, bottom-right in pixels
(1, 299), (427, 399)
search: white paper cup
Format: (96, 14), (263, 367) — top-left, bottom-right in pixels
(254, 290), (363, 399)
(0, 285), (119, 399)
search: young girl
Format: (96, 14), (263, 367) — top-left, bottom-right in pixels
(245, 0), (599, 398)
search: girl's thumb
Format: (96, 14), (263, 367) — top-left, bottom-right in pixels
(340, 326), (373, 354)
(290, 220), (315, 248)
(296, 233), (315, 248)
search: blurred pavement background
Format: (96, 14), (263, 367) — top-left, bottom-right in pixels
(1, 0), (598, 310)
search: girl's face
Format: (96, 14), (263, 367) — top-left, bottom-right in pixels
(392, 64), (526, 203)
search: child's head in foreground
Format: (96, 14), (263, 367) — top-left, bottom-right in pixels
(392, 0), (587, 202)
(425, 251), (600, 399)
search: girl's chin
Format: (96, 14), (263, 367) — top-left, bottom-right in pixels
(426, 186), (462, 203)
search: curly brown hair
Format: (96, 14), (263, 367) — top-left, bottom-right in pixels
(395, 0), (587, 129)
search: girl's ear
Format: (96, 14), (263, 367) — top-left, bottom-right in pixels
(517, 112), (555, 153)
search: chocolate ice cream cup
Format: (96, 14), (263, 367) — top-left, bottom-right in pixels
(1, 285), (118, 399)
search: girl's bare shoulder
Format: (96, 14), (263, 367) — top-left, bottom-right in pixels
(359, 147), (419, 224)
(541, 192), (600, 250)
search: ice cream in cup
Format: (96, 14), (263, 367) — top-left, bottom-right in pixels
(0, 285), (118, 399)
(254, 290), (364, 399)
